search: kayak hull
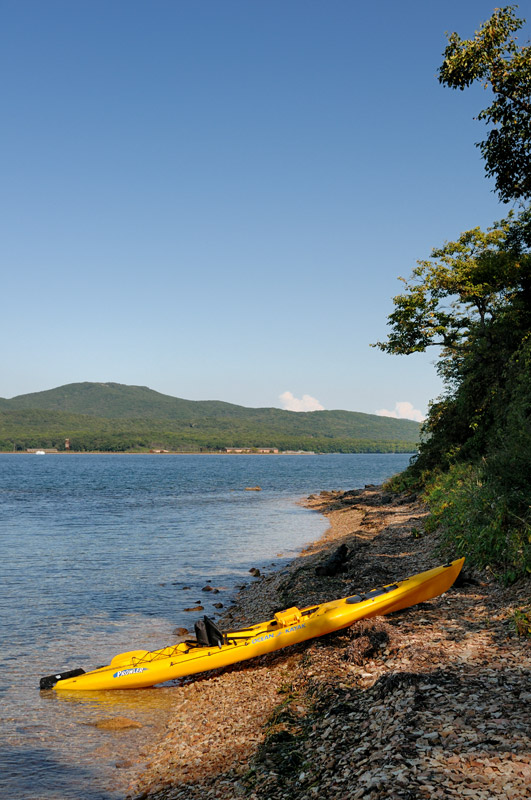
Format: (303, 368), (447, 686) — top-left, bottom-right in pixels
(52, 558), (464, 691)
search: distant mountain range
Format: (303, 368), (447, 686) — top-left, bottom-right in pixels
(0, 382), (420, 453)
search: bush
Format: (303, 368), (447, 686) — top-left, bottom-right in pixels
(423, 462), (530, 583)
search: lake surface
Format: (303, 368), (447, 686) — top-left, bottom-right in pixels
(0, 452), (411, 799)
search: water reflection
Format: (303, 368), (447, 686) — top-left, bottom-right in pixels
(45, 684), (180, 712)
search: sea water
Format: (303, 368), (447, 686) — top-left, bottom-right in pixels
(0, 452), (411, 799)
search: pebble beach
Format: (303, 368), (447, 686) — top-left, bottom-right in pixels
(126, 486), (531, 800)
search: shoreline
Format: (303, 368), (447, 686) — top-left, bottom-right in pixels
(0, 451), (417, 455)
(125, 486), (530, 800)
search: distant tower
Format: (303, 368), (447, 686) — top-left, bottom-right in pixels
(65, 438), (71, 451)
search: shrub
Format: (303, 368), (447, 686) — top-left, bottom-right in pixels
(423, 462), (530, 582)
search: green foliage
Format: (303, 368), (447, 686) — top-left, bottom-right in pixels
(383, 468), (424, 494)
(377, 208), (531, 472)
(439, 5), (531, 202)
(513, 607), (531, 637)
(423, 462), (530, 581)
(374, 215), (529, 365)
(410, 335), (531, 580)
(0, 384), (420, 453)
(1, 382), (420, 440)
(6, 382), (244, 420)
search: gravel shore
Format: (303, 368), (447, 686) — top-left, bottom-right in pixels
(126, 486), (530, 800)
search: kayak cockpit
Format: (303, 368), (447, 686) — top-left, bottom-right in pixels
(346, 583), (399, 603)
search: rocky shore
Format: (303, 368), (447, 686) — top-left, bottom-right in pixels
(127, 486), (530, 800)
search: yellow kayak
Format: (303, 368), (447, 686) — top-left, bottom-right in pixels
(42, 558), (464, 691)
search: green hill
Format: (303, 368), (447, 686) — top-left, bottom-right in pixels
(0, 382), (420, 453)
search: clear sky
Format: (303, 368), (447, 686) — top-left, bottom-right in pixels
(1, 1), (528, 419)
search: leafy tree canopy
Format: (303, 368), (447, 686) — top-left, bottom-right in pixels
(374, 209), (531, 385)
(439, 5), (531, 202)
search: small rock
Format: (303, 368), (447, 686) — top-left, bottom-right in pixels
(183, 605), (204, 612)
(249, 568), (261, 577)
(213, 603), (224, 609)
(90, 717), (142, 730)
(173, 627), (189, 636)
(202, 585), (214, 592)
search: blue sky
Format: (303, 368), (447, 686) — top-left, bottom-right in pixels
(1, 1), (528, 419)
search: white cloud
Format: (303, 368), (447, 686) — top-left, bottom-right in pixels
(376, 401), (425, 423)
(279, 391), (325, 412)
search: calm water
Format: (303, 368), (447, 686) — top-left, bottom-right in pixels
(0, 453), (411, 799)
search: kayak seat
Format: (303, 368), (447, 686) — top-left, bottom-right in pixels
(194, 615), (225, 648)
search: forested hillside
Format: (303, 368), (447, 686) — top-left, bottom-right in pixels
(0, 382), (420, 453)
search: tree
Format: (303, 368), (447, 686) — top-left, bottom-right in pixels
(375, 213), (529, 372)
(375, 208), (531, 468)
(377, 213), (531, 576)
(439, 5), (531, 202)
(377, 8), (531, 577)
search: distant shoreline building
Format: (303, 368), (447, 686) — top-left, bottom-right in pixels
(225, 447), (279, 454)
